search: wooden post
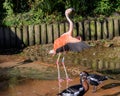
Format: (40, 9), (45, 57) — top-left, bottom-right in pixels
(96, 21), (101, 40)
(23, 25), (29, 46)
(47, 24), (53, 43)
(108, 19), (114, 39)
(98, 60), (103, 70)
(16, 26), (23, 48)
(59, 23), (65, 36)
(110, 62), (115, 70)
(4, 27), (10, 48)
(103, 20), (108, 39)
(34, 25), (40, 44)
(78, 22), (83, 37)
(84, 20), (90, 40)
(10, 26), (16, 48)
(53, 23), (59, 41)
(41, 24), (47, 44)
(91, 60), (97, 70)
(104, 61), (109, 69)
(115, 63), (120, 69)
(0, 27), (4, 48)
(28, 25), (34, 45)
(114, 19), (119, 36)
(90, 20), (96, 40)
(65, 22), (69, 33)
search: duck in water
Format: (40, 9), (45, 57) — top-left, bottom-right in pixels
(57, 71), (89, 96)
(80, 71), (108, 92)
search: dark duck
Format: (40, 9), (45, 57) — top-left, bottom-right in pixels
(81, 71), (108, 92)
(57, 71), (89, 96)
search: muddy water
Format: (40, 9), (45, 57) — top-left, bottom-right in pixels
(0, 78), (120, 96)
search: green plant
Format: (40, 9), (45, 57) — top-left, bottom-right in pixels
(94, 0), (112, 15)
(65, 0), (87, 15)
(3, 0), (14, 16)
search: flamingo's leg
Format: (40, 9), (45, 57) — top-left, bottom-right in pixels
(56, 53), (64, 92)
(61, 57), (72, 88)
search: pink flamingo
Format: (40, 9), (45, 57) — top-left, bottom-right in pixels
(49, 8), (89, 91)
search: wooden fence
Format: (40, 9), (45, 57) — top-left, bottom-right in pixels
(0, 18), (120, 49)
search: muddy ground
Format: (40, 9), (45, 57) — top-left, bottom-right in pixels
(0, 37), (120, 96)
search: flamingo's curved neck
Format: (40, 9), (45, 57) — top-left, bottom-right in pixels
(65, 13), (73, 36)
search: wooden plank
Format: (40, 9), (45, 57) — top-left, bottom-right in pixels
(108, 19), (114, 39)
(23, 26), (29, 46)
(10, 26), (16, 48)
(98, 60), (104, 70)
(109, 62), (115, 70)
(84, 20), (90, 40)
(103, 20), (108, 39)
(16, 26), (23, 48)
(47, 24), (53, 43)
(90, 20), (96, 40)
(4, 27), (10, 48)
(41, 24), (47, 44)
(59, 23), (65, 36)
(53, 23), (59, 41)
(65, 22), (69, 33)
(96, 21), (101, 40)
(0, 27), (4, 48)
(91, 60), (98, 70)
(73, 22), (77, 37)
(28, 25), (34, 45)
(78, 22), (83, 37)
(34, 25), (40, 44)
(119, 19), (120, 36)
(114, 19), (119, 36)
(115, 63), (120, 69)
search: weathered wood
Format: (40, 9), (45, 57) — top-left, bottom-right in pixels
(41, 24), (47, 44)
(84, 20), (90, 40)
(109, 62), (115, 70)
(65, 22), (69, 33)
(47, 24), (53, 43)
(108, 19), (114, 39)
(59, 23), (65, 36)
(78, 22), (83, 36)
(115, 63), (120, 69)
(0, 27), (4, 48)
(91, 60), (98, 70)
(98, 60), (104, 70)
(96, 21), (101, 40)
(10, 27), (16, 48)
(28, 25), (34, 45)
(114, 19), (119, 36)
(4, 27), (10, 48)
(0, 18), (120, 48)
(104, 61), (109, 69)
(53, 23), (59, 41)
(23, 26), (28, 46)
(118, 19), (120, 36)
(16, 26), (23, 48)
(34, 25), (40, 44)
(103, 20), (108, 39)
(90, 20), (96, 40)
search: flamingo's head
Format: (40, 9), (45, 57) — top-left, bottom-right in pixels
(49, 49), (56, 56)
(65, 8), (75, 15)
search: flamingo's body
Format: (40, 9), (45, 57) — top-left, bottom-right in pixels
(49, 8), (89, 92)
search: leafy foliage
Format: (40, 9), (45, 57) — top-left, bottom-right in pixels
(0, 0), (120, 26)
(94, 0), (112, 15)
